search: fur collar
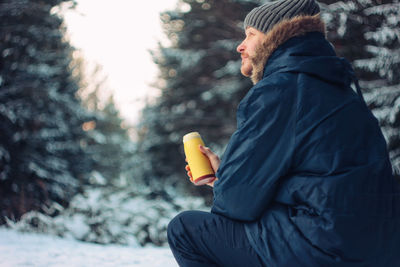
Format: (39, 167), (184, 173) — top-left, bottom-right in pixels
(250, 14), (326, 84)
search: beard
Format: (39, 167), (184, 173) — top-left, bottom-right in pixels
(248, 39), (269, 84)
(240, 45), (262, 78)
(240, 57), (254, 77)
(239, 40), (267, 82)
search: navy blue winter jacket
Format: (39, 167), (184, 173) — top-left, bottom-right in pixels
(212, 31), (400, 266)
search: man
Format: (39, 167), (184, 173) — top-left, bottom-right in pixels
(167, 0), (400, 266)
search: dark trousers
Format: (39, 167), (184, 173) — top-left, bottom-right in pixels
(167, 210), (264, 267)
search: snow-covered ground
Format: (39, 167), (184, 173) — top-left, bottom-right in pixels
(0, 228), (177, 267)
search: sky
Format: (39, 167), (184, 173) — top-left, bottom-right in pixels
(62, 0), (179, 125)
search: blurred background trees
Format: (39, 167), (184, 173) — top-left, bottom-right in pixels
(1, 0), (399, 246)
(0, 0), (136, 223)
(0, 0), (93, 222)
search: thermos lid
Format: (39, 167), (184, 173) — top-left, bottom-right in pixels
(183, 132), (201, 142)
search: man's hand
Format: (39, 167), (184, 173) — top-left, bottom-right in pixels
(185, 145), (220, 187)
(198, 145), (220, 173)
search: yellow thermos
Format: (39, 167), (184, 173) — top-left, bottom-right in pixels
(183, 132), (215, 185)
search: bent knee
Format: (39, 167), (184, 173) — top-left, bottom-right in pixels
(168, 210), (209, 240)
(168, 210), (192, 237)
(167, 210), (194, 247)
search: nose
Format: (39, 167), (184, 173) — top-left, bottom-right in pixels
(237, 40), (245, 53)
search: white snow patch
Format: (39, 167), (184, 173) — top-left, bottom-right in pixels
(0, 227), (177, 267)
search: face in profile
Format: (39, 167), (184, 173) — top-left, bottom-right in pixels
(236, 27), (265, 77)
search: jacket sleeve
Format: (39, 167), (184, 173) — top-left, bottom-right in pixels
(211, 83), (296, 221)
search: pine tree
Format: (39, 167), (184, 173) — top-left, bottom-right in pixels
(136, 0), (262, 198)
(83, 95), (135, 185)
(320, 0), (400, 175)
(0, 0), (93, 222)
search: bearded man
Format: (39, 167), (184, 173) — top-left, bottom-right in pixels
(167, 0), (400, 266)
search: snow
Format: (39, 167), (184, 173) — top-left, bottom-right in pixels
(0, 228), (177, 267)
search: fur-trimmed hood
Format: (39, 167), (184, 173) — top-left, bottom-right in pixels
(250, 14), (326, 84)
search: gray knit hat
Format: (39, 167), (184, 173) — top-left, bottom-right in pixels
(244, 0), (320, 33)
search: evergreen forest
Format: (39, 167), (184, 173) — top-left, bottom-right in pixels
(1, 0), (399, 247)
